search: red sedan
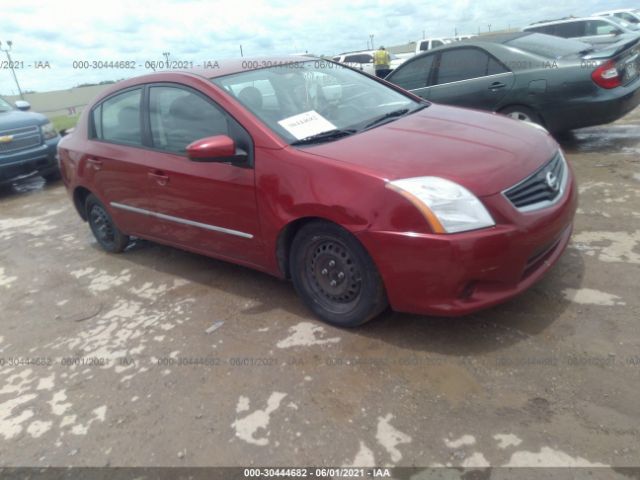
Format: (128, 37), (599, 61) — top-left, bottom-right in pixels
(58, 56), (577, 327)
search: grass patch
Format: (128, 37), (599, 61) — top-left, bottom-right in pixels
(51, 114), (80, 132)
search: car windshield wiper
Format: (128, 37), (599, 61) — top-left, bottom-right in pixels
(363, 108), (411, 130)
(290, 128), (358, 146)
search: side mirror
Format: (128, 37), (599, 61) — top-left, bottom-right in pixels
(15, 100), (31, 111)
(612, 28), (624, 35)
(60, 127), (75, 137)
(186, 135), (246, 163)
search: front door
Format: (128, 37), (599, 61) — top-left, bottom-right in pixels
(142, 85), (263, 266)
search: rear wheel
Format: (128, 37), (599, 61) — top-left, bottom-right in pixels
(85, 194), (129, 253)
(289, 221), (387, 327)
(500, 105), (543, 126)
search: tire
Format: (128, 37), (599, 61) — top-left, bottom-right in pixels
(85, 194), (130, 253)
(42, 170), (61, 182)
(289, 221), (388, 327)
(500, 105), (543, 126)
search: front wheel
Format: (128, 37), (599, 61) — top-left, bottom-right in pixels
(85, 194), (130, 253)
(289, 221), (387, 327)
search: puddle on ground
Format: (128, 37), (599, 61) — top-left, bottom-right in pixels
(559, 124), (640, 155)
(0, 176), (48, 198)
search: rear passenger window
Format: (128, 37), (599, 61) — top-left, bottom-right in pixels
(554, 21), (585, 38)
(149, 86), (229, 154)
(435, 48), (491, 84)
(98, 89), (142, 146)
(388, 55), (434, 90)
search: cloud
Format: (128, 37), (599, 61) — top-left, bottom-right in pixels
(0, 0), (631, 93)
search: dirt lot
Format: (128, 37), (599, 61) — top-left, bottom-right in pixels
(0, 109), (639, 475)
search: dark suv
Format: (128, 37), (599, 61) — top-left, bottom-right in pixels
(0, 96), (60, 184)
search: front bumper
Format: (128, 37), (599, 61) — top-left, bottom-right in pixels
(357, 170), (578, 316)
(0, 136), (60, 184)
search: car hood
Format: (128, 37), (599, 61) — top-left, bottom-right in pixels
(301, 104), (559, 197)
(0, 110), (48, 131)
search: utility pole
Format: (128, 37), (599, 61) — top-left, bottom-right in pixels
(488, 24), (492, 32)
(369, 34), (374, 50)
(0, 40), (24, 100)
(239, 44), (243, 57)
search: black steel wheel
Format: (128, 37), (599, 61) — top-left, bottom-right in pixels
(85, 194), (129, 253)
(290, 221), (387, 327)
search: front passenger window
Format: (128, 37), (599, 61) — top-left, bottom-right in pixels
(149, 86), (229, 154)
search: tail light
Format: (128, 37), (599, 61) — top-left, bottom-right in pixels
(591, 60), (621, 89)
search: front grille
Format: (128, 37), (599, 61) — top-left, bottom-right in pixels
(504, 151), (566, 211)
(0, 125), (42, 154)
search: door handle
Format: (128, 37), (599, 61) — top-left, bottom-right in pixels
(87, 158), (102, 170)
(489, 82), (506, 90)
(148, 170), (169, 186)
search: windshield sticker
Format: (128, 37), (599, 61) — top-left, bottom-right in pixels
(278, 110), (337, 140)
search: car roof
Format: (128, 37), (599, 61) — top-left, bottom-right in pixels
(89, 55), (321, 103)
(158, 55), (318, 80)
(526, 16), (618, 27)
(593, 9), (638, 15)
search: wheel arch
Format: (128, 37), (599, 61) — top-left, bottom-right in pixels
(498, 103), (547, 128)
(276, 216), (371, 279)
(73, 186), (93, 221)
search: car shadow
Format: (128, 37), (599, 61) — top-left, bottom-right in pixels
(108, 235), (585, 357)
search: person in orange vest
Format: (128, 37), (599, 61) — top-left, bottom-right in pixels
(373, 46), (391, 78)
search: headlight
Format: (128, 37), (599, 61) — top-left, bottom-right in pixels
(386, 176), (495, 234)
(41, 122), (58, 140)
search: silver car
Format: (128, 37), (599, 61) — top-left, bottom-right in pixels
(523, 16), (640, 45)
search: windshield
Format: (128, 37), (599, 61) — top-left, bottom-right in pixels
(505, 33), (593, 58)
(0, 97), (13, 112)
(212, 60), (422, 145)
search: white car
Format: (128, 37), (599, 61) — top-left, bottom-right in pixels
(523, 16), (640, 45)
(394, 38), (453, 60)
(593, 9), (640, 25)
(331, 51), (405, 76)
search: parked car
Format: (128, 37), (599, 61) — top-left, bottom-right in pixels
(394, 38), (454, 60)
(58, 57), (577, 326)
(332, 51), (405, 75)
(0, 96), (60, 184)
(385, 32), (640, 132)
(593, 9), (640, 25)
(523, 16), (640, 45)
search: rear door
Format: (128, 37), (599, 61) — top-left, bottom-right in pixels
(86, 87), (152, 235)
(141, 84), (262, 266)
(427, 47), (515, 111)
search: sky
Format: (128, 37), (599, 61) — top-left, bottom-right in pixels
(0, 0), (635, 94)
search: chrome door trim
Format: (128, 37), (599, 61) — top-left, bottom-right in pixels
(110, 202), (254, 239)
